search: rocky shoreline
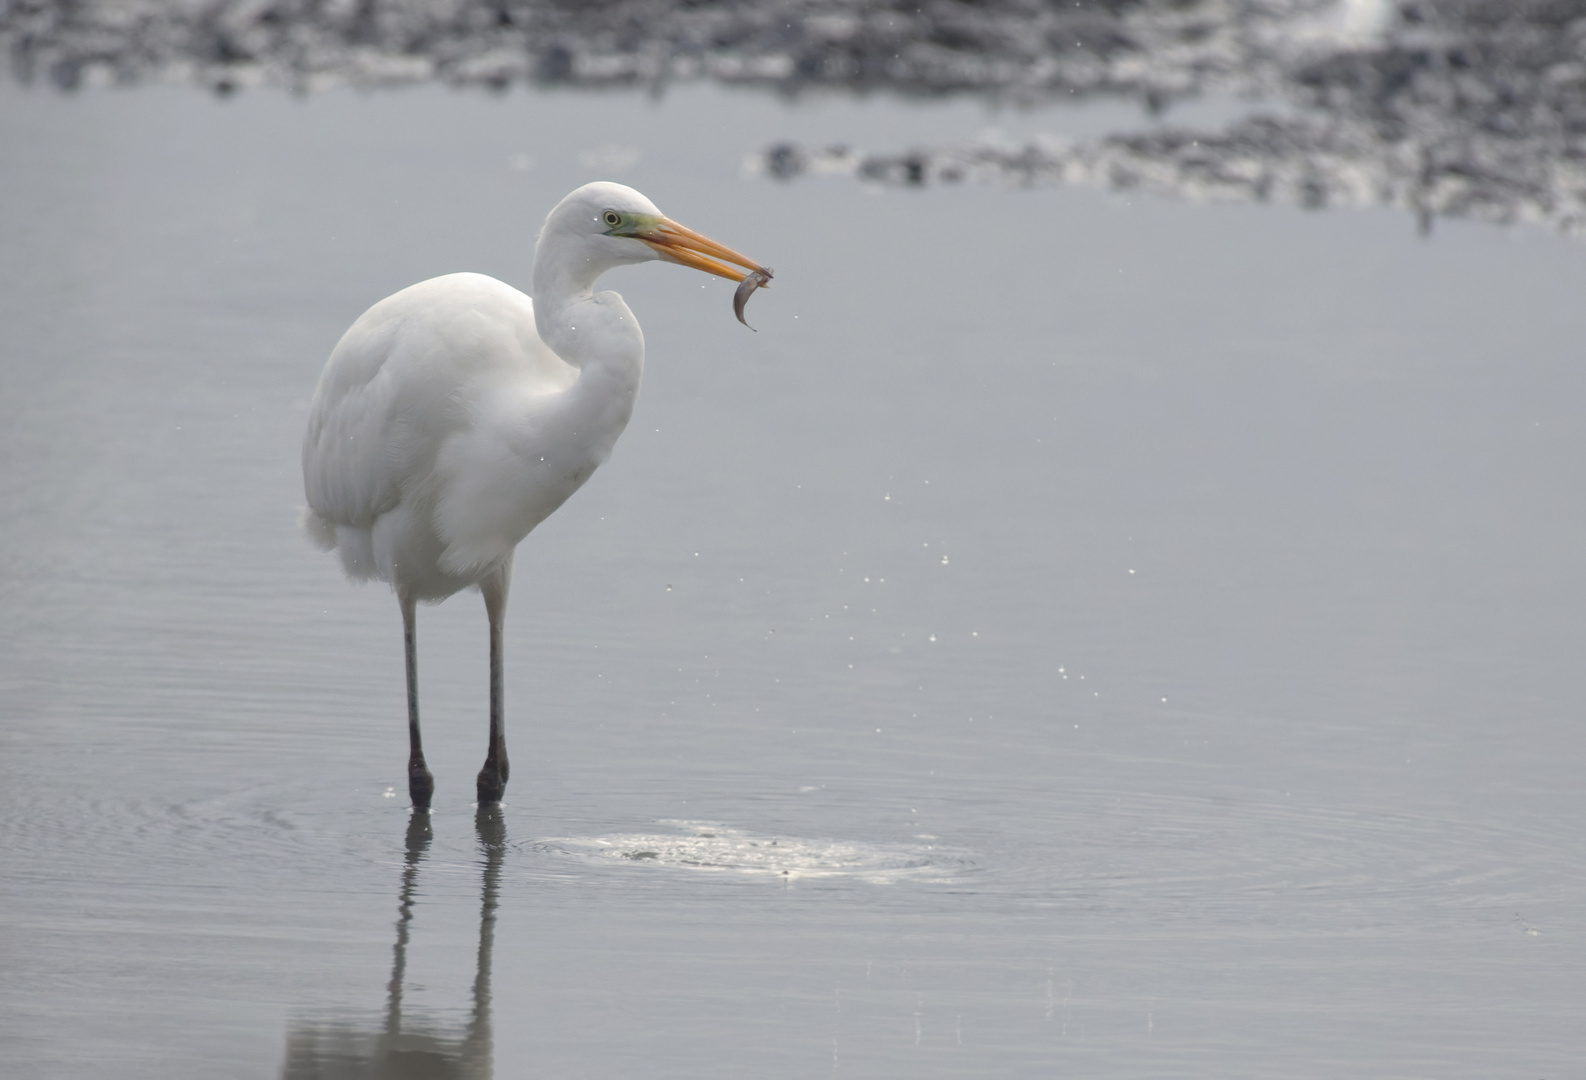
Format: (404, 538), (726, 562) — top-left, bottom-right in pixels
(755, 1), (1586, 238)
(6, 0), (1585, 237)
(0, 0), (1333, 100)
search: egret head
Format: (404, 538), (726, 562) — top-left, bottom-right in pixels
(540, 181), (769, 287)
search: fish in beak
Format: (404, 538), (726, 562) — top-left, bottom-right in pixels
(637, 218), (774, 330)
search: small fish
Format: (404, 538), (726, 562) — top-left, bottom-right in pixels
(734, 267), (773, 331)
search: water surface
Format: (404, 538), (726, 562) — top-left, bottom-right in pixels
(2, 80), (1585, 1078)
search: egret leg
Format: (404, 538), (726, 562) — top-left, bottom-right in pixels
(476, 565), (512, 805)
(401, 589), (435, 809)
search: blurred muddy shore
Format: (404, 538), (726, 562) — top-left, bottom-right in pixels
(0, 0), (1378, 99)
(4, 1), (1585, 231)
(759, 1), (1586, 238)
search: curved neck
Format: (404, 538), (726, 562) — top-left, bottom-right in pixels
(529, 230), (645, 428)
(532, 230), (614, 365)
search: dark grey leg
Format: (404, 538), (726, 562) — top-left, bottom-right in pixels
(476, 566), (511, 804)
(401, 588), (435, 809)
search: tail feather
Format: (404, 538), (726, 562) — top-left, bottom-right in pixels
(300, 507), (337, 551)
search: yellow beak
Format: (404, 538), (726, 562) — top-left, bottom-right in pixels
(639, 218), (771, 285)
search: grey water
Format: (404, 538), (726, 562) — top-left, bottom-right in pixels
(2, 79), (1585, 1079)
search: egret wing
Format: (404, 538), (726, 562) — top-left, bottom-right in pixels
(303, 273), (572, 541)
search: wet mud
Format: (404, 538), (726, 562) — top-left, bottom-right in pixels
(757, 1), (1586, 236)
(6, 1), (1584, 235)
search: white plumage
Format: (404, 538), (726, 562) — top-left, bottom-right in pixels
(305, 272), (605, 597)
(302, 182), (770, 808)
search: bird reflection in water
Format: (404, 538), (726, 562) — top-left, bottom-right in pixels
(280, 807), (506, 1080)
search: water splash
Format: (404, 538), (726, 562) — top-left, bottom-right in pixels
(550, 820), (973, 884)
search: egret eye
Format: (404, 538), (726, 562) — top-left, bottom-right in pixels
(602, 210), (622, 228)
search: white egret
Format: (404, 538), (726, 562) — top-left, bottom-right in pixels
(302, 182), (771, 808)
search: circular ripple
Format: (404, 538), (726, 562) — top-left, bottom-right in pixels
(0, 772), (416, 906)
(971, 785), (1586, 932)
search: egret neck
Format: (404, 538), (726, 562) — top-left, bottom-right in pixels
(530, 238), (646, 464)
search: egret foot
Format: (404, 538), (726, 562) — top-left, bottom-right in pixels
(408, 760), (435, 810)
(476, 756), (509, 805)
